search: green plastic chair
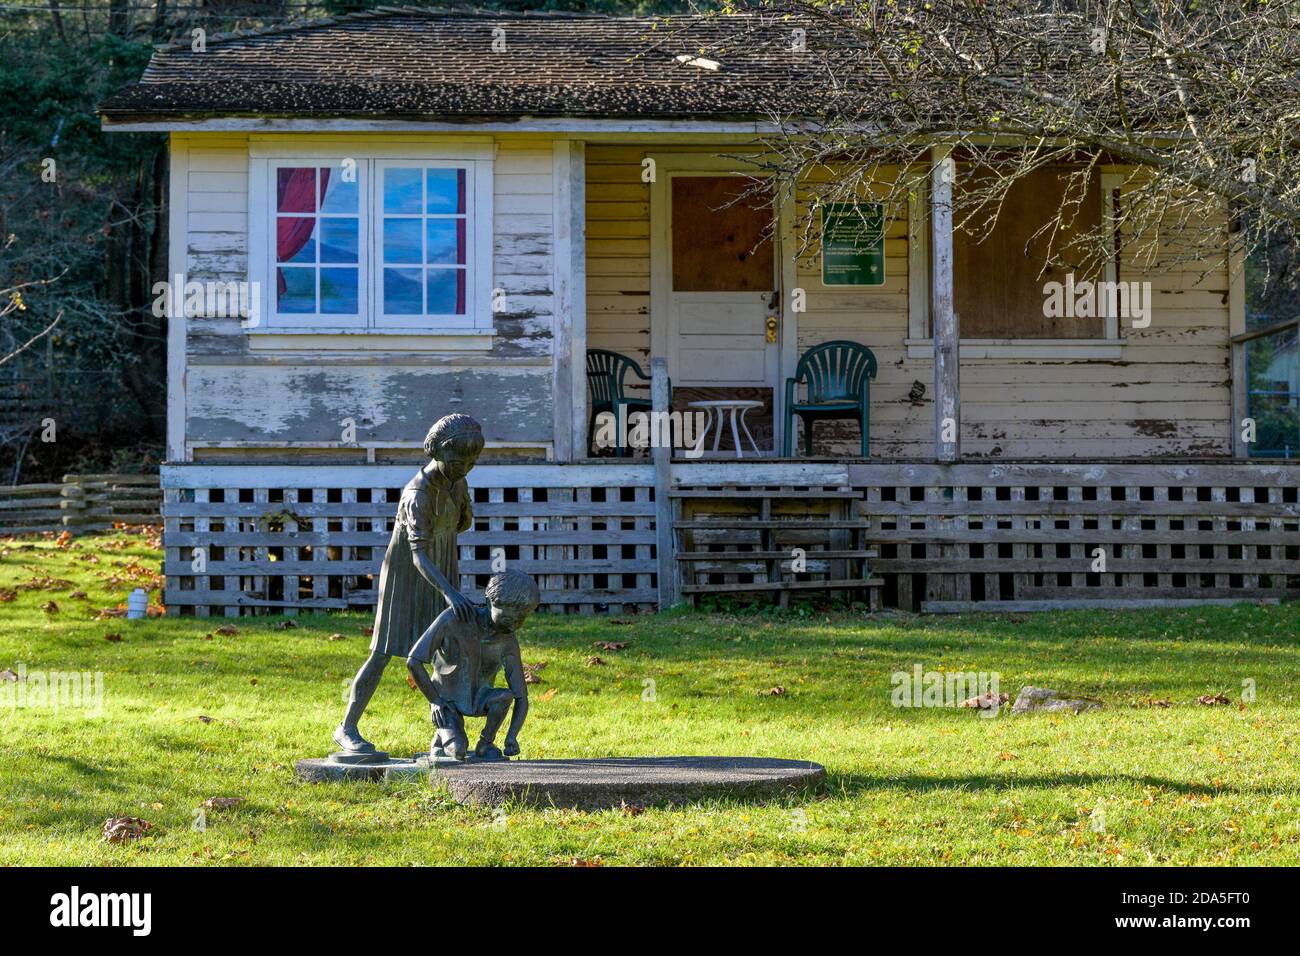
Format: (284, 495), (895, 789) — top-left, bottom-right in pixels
(587, 349), (652, 457)
(783, 341), (878, 457)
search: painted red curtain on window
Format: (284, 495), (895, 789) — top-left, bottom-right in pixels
(275, 168), (330, 296)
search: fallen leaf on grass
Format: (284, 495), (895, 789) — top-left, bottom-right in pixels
(522, 662), (546, 684)
(1198, 693), (1231, 706)
(103, 633), (123, 643)
(998, 752), (1018, 761)
(762, 686), (787, 697)
(538, 687), (558, 702)
(0, 668), (20, 682)
(1130, 696), (1172, 709)
(406, 672), (419, 691)
(328, 633), (346, 641)
(55, 531), (73, 549)
(609, 619), (635, 627)
(40, 600), (58, 615)
(197, 715), (215, 724)
(586, 656), (606, 667)
(593, 641), (628, 652)
(102, 817), (152, 844)
(620, 803), (646, 816)
(20, 576), (76, 592)
(360, 625), (373, 637)
(213, 625), (238, 636)
(95, 606), (128, 619)
(202, 797), (244, 810)
(960, 692), (1009, 710)
(0, 589), (15, 602)
(68, 590), (87, 600)
(276, 620), (298, 630)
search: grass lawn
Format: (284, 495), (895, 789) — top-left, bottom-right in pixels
(2, 530), (1299, 866)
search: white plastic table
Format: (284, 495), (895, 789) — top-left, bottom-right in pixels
(687, 399), (764, 458)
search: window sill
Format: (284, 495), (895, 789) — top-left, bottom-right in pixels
(904, 338), (1123, 360)
(247, 330), (494, 352)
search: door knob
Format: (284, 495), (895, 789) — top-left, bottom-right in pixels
(765, 316), (778, 343)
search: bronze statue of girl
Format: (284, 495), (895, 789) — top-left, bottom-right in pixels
(333, 414), (483, 757)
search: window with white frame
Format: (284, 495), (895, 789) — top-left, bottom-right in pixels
(250, 148), (492, 334)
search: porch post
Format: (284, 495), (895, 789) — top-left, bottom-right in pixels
(651, 358), (679, 608)
(1228, 224), (1248, 458)
(930, 145), (960, 461)
(552, 140), (587, 461)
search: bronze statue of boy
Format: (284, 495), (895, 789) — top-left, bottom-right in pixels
(406, 568), (539, 761)
(334, 413), (482, 757)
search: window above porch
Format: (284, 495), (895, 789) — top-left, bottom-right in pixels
(907, 162), (1126, 359)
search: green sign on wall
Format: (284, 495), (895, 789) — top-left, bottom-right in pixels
(821, 202), (885, 286)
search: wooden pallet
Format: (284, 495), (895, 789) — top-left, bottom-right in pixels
(671, 485), (881, 608)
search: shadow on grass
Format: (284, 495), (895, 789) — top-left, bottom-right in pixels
(827, 771), (1300, 798)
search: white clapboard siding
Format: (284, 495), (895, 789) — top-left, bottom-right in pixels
(173, 133), (560, 456)
(585, 144), (652, 369)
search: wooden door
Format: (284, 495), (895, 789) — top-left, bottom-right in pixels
(667, 175), (778, 451)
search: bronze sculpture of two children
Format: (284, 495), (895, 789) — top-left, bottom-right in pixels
(333, 414), (537, 763)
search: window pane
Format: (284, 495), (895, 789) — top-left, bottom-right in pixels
(319, 218), (358, 263)
(384, 218), (422, 263)
(427, 168), (465, 214)
(277, 217), (316, 264)
(384, 268), (423, 314)
(953, 165), (1103, 338)
(383, 167), (422, 214)
(277, 167), (316, 213)
(426, 268), (465, 315)
(320, 268), (359, 314)
(320, 170), (358, 214)
(425, 220), (464, 265)
(277, 267), (315, 313)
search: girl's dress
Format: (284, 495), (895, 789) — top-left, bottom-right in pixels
(370, 468), (473, 658)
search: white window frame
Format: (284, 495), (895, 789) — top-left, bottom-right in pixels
(248, 140), (494, 339)
(905, 167), (1126, 359)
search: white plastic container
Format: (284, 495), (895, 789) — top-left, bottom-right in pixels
(126, 588), (149, 620)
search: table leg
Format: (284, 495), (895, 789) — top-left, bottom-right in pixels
(711, 407), (724, 454)
(688, 406), (711, 459)
(737, 406), (761, 456)
(729, 407), (744, 459)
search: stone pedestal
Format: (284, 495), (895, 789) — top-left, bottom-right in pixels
(296, 754), (826, 809)
(430, 756), (825, 809)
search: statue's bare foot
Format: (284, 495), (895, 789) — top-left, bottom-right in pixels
(333, 723), (377, 754)
(474, 741), (504, 761)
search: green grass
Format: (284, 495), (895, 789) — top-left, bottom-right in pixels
(2, 531), (1299, 866)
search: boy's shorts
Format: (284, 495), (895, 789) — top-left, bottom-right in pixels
(435, 686), (509, 719)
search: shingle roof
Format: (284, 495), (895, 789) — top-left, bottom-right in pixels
(99, 8), (852, 122)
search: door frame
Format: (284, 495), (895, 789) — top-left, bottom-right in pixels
(647, 152), (797, 455)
